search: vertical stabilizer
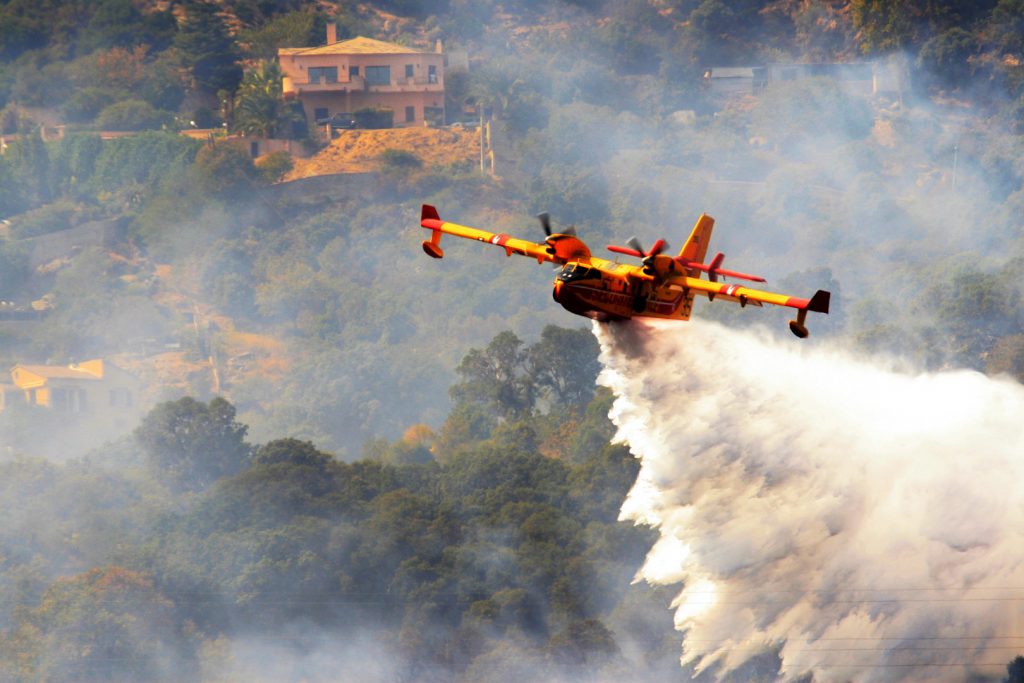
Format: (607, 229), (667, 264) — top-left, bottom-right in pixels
(678, 215), (715, 276)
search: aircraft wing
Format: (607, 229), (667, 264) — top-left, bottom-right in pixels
(680, 276), (831, 313)
(421, 204), (572, 264)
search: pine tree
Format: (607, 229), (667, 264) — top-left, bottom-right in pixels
(174, 0), (243, 95)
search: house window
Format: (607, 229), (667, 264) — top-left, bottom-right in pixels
(70, 388), (87, 413)
(405, 106), (415, 122)
(350, 66), (359, 77)
(314, 107), (328, 122)
(308, 66), (338, 84)
(365, 66), (391, 85)
(405, 64), (414, 79)
(424, 106), (444, 126)
(428, 65), (437, 84)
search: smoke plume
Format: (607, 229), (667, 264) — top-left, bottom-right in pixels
(596, 319), (1024, 682)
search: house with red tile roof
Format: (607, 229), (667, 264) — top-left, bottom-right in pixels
(279, 29), (445, 129)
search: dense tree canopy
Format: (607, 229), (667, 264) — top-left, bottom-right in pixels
(135, 396), (252, 491)
(175, 0), (243, 95)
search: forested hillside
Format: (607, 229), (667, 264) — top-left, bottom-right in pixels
(0, 0), (1022, 680)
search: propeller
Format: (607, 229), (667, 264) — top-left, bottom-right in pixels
(539, 211), (579, 266)
(608, 237), (669, 275)
(609, 236), (669, 259)
(537, 212), (576, 237)
(538, 212), (552, 236)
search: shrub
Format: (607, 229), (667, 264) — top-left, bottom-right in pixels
(255, 150), (293, 182)
(62, 88), (116, 123)
(95, 99), (170, 131)
(380, 148), (422, 172)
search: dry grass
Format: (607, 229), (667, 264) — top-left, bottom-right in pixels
(284, 127), (481, 179)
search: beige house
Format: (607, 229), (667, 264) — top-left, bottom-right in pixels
(279, 29), (445, 128)
(7, 359), (141, 430)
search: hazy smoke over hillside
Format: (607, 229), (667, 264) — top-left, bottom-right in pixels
(596, 319), (1024, 682)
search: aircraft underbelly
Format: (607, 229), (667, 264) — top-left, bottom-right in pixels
(555, 282), (693, 321)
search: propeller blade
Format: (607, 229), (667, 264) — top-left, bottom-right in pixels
(563, 225), (577, 236)
(607, 244), (645, 257)
(648, 238), (669, 256)
(537, 212), (552, 236)
(627, 236), (645, 254)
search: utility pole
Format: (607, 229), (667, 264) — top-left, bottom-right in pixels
(479, 107), (485, 176)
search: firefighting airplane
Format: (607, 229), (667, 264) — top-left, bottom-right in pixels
(420, 205), (830, 337)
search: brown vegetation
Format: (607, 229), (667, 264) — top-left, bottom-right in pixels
(284, 127), (481, 179)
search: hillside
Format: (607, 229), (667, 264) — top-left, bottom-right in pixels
(0, 1), (1023, 682)
(283, 126), (481, 178)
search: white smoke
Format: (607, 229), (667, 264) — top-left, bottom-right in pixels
(596, 319), (1024, 682)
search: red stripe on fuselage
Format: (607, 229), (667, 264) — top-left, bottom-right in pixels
(786, 296), (810, 309)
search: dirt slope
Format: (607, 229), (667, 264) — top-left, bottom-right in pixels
(285, 127), (481, 179)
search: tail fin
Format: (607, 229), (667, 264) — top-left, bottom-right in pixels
(421, 204), (441, 226)
(678, 214), (715, 276)
(806, 289), (831, 314)
(420, 204), (444, 258)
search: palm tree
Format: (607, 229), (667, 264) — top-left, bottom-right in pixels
(233, 61), (299, 138)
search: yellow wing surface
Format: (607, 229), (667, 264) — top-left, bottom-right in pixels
(420, 204), (591, 264)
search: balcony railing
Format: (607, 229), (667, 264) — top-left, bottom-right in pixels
(293, 75), (367, 93)
(289, 74), (443, 94)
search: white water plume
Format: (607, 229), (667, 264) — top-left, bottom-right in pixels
(595, 319), (1024, 682)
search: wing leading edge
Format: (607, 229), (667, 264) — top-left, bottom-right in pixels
(421, 204), (562, 264)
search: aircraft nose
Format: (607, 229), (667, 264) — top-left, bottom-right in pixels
(552, 279), (563, 302)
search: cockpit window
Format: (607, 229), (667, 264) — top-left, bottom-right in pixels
(558, 264), (598, 282)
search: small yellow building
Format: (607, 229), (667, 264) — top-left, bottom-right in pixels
(8, 359), (140, 418)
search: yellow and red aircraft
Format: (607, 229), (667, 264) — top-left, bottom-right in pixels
(419, 204), (831, 338)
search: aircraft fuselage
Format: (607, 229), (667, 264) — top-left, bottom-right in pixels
(552, 262), (694, 322)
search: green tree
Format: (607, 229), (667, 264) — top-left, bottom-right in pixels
(238, 11), (323, 59)
(851, 0), (919, 53)
(13, 567), (191, 683)
(95, 99), (170, 131)
(528, 325), (600, 407)
(61, 87), (115, 123)
(1007, 656), (1024, 683)
(190, 140), (261, 200)
(135, 396), (252, 491)
(0, 240), (28, 295)
(233, 60), (298, 138)
(92, 130), (199, 192)
(175, 0), (243, 95)
(76, 0), (177, 53)
(253, 437), (332, 469)
(451, 331), (536, 420)
(48, 132), (103, 195)
(4, 127), (49, 208)
(548, 618), (619, 666)
(991, 0), (1024, 56)
(255, 150), (293, 181)
(918, 27), (975, 87)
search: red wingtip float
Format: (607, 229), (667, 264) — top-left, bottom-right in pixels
(419, 205), (831, 338)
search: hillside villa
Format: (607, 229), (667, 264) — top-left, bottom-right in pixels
(278, 27), (445, 129)
(3, 359), (142, 432)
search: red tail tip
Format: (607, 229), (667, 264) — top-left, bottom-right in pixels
(421, 204), (440, 224)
